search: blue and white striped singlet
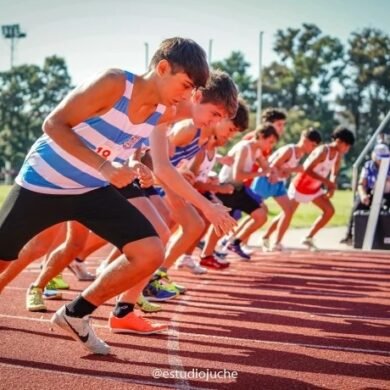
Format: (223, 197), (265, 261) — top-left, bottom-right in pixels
(170, 128), (201, 167)
(15, 71), (165, 194)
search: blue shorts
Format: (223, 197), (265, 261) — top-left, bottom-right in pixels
(251, 176), (287, 199)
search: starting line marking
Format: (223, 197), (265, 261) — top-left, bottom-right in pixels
(0, 313), (389, 356)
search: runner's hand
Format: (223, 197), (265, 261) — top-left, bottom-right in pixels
(100, 161), (138, 188)
(326, 180), (336, 191)
(180, 169), (196, 185)
(201, 202), (237, 236)
(134, 163), (154, 188)
(218, 184), (234, 194)
(361, 193), (370, 205)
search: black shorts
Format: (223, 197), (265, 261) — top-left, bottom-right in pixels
(117, 181), (159, 199)
(143, 185), (159, 197)
(116, 180), (146, 199)
(202, 191), (214, 201)
(216, 186), (261, 216)
(0, 185), (157, 261)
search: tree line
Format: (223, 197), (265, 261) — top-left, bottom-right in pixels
(213, 24), (390, 169)
(0, 56), (72, 181)
(1, 23), (389, 181)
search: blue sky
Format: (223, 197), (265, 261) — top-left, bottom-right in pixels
(1, 0), (389, 84)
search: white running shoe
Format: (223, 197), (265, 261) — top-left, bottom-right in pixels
(213, 253), (230, 265)
(215, 237), (230, 254)
(68, 260), (95, 281)
(176, 255), (208, 274)
(262, 238), (271, 252)
(301, 237), (319, 252)
(51, 306), (110, 355)
(270, 242), (284, 252)
(241, 244), (254, 255)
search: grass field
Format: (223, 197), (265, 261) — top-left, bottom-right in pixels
(264, 189), (352, 228)
(0, 185), (352, 228)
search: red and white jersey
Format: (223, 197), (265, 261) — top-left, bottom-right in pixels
(293, 145), (338, 194)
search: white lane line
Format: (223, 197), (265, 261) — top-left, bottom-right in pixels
(0, 313), (389, 356)
(165, 280), (211, 390)
(167, 299), (190, 390)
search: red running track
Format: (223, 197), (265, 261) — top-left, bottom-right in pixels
(0, 248), (389, 389)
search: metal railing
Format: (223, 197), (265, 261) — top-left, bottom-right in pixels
(352, 109), (390, 250)
(352, 110), (390, 192)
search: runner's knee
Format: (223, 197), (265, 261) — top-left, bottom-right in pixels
(123, 237), (164, 272)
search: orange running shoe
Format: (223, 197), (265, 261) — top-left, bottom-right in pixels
(109, 312), (168, 334)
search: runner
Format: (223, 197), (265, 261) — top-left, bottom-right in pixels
(0, 38), (235, 354)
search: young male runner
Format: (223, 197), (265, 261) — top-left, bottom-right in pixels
(252, 128), (322, 251)
(0, 38), (235, 354)
(283, 127), (355, 251)
(2, 69), (240, 335)
(200, 123), (279, 266)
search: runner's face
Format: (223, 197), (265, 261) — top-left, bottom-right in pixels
(156, 61), (195, 106)
(192, 102), (227, 128)
(213, 119), (238, 146)
(260, 135), (277, 152)
(272, 120), (285, 136)
(336, 140), (351, 155)
(303, 139), (319, 154)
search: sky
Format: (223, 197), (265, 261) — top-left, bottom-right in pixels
(1, 0), (390, 85)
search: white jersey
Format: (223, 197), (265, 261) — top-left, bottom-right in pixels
(219, 140), (260, 184)
(15, 71), (165, 194)
(195, 148), (217, 183)
(269, 144), (301, 169)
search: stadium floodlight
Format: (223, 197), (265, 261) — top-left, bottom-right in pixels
(1, 24), (27, 68)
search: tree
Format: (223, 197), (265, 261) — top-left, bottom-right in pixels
(337, 28), (390, 164)
(283, 108), (320, 145)
(262, 23), (344, 141)
(0, 56), (72, 182)
(212, 51), (257, 108)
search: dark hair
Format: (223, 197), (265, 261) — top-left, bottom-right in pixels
(199, 69), (238, 118)
(255, 122), (279, 141)
(331, 126), (355, 146)
(232, 98), (249, 132)
(150, 37), (209, 88)
(261, 107), (287, 123)
(303, 128), (322, 144)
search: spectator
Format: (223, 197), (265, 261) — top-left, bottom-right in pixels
(340, 143), (390, 245)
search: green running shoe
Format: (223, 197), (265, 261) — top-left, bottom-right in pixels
(26, 286), (46, 312)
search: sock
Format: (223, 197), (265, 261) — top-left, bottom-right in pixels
(233, 239), (242, 246)
(113, 302), (135, 318)
(65, 295), (97, 318)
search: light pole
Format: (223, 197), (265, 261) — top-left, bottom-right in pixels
(1, 24), (27, 68)
(256, 31), (264, 126)
(144, 42), (149, 71)
(208, 39), (213, 66)
(1, 24), (27, 184)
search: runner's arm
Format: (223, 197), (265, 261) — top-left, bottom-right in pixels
(43, 69), (125, 170)
(304, 147), (334, 188)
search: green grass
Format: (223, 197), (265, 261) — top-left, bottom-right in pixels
(0, 185), (11, 206)
(264, 190), (353, 228)
(0, 185), (352, 229)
